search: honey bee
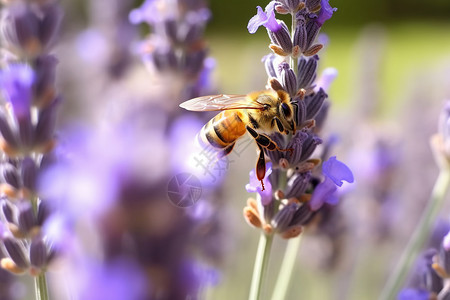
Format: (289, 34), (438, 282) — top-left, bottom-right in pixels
(180, 89), (297, 190)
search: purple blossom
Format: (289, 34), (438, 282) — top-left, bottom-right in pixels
(322, 156), (354, 187)
(248, 2), (282, 34)
(128, 0), (160, 25)
(246, 163), (273, 205)
(0, 64), (33, 120)
(309, 156), (353, 211)
(397, 288), (430, 300)
(75, 259), (147, 300)
(315, 0), (337, 26)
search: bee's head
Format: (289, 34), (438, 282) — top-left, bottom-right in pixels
(276, 90), (296, 133)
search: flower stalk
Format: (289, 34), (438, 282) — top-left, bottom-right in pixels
(380, 169), (450, 300)
(35, 273), (49, 300)
(271, 235), (302, 300)
(249, 233), (274, 300)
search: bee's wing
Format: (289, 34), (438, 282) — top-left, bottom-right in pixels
(179, 94), (264, 111)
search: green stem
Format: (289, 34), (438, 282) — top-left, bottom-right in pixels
(35, 273), (49, 300)
(380, 170), (450, 300)
(271, 235), (302, 300)
(249, 233), (274, 300)
(290, 14), (297, 73)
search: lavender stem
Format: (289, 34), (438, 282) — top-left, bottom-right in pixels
(271, 235), (302, 300)
(249, 233), (274, 300)
(380, 169), (450, 300)
(35, 273), (49, 300)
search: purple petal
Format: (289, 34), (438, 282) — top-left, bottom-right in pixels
(322, 156), (354, 187)
(309, 176), (336, 211)
(264, 2), (281, 32)
(247, 6), (267, 34)
(316, 0), (337, 26)
(0, 64), (33, 119)
(247, 3), (280, 34)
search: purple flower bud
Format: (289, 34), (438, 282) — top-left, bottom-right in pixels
(34, 97), (60, 146)
(21, 157), (37, 192)
(33, 55), (58, 103)
(1, 200), (15, 224)
(305, 21), (320, 51)
(315, 0), (337, 26)
(284, 171), (311, 199)
(246, 163), (273, 205)
(280, 63), (297, 97)
(248, 2), (282, 34)
(18, 201), (36, 234)
(0, 64), (33, 120)
(29, 237), (47, 269)
(299, 132), (322, 162)
(304, 88), (327, 120)
(293, 19), (307, 51)
(271, 203), (298, 233)
(1, 163), (20, 189)
(291, 204), (313, 225)
(297, 55), (318, 90)
(0, 112), (18, 148)
(3, 237), (29, 269)
(262, 54), (279, 78)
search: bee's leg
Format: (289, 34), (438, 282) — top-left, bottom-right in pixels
(246, 126), (293, 156)
(256, 144), (266, 191)
(272, 117), (285, 133)
(291, 102), (299, 126)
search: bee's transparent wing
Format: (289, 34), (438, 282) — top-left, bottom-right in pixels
(179, 94), (264, 111)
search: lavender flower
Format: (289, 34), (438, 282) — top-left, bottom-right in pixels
(0, 2), (68, 300)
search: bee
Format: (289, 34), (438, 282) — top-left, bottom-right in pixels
(180, 89), (297, 190)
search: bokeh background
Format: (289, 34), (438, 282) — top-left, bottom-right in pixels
(5, 0), (450, 299)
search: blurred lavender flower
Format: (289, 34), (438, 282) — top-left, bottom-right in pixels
(35, 0), (224, 299)
(398, 228), (450, 300)
(0, 4), (63, 300)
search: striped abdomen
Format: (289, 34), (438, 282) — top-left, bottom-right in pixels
(199, 110), (247, 157)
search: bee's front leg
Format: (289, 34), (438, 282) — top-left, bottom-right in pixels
(256, 144), (266, 191)
(246, 126), (294, 156)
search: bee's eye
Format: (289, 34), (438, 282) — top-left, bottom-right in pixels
(263, 104), (271, 110)
(281, 103), (291, 117)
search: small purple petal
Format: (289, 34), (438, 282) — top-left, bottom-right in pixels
(247, 6), (267, 34)
(309, 176), (336, 211)
(316, 0), (337, 26)
(247, 3), (281, 34)
(322, 156), (354, 187)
